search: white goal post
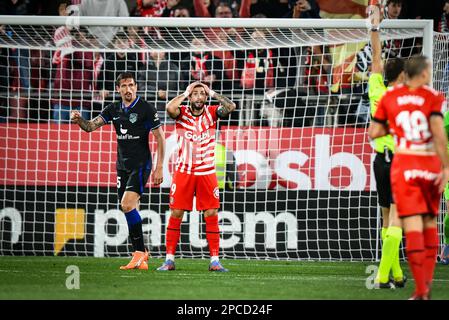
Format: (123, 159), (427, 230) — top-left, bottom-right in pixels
(0, 16), (445, 261)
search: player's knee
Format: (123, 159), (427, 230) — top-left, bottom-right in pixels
(120, 200), (136, 213)
(171, 209), (184, 219)
(204, 209), (218, 218)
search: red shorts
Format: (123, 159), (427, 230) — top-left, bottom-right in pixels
(390, 153), (441, 218)
(169, 171), (220, 211)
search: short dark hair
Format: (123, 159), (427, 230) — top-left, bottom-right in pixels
(386, 0), (403, 5)
(384, 58), (405, 83)
(116, 72), (136, 86)
(404, 55), (430, 79)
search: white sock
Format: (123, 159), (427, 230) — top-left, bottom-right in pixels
(210, 256), (219, 263)
(166, 254), (175, 261)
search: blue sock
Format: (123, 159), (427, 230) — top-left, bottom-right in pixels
(125, 208), (145, 252)
(125, 208), (142, 227)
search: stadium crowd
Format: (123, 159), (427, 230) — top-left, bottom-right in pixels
(0, 0), (448, 126)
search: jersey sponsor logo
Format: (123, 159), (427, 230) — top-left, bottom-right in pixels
(403, 169), (438, 182)
(184, 131), (210, 142)
(213, 187), (219, 199)
(117, 134), (140, 140)
(120, 124), (128, 134)
(129, 113), (138, 124)
(397, 95), (425, 107)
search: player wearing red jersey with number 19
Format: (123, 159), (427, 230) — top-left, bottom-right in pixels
(369, 55), (449, 300)
(158, 81), (236, 272)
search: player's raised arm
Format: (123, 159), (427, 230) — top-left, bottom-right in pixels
(70, 110), (106, 132)
(369, 3), (383, 74)
(151, 126), (165, 186)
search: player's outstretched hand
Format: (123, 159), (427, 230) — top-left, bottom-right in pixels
(435, 167), (449, 194)
(153, 166), (163, 186)
(70, 110), (82, 124)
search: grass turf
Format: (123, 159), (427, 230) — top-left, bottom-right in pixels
(0, 256), (448, 300)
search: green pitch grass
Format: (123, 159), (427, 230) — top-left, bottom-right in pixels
(0, 256), (448, 300)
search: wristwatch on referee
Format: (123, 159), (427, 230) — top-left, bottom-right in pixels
(371, 26), (380, 32)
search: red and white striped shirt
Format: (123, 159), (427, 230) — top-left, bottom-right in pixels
(175, 105), (219, 175)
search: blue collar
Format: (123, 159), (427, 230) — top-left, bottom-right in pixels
(121, 96), (140, 112)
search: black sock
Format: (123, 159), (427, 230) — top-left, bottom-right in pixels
(128, 222), (145, 252)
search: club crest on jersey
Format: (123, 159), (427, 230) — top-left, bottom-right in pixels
(213, 187), (219, 199)
(129, 113), (138, 124)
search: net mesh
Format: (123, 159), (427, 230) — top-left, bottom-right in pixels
(0, 19), (445, 261)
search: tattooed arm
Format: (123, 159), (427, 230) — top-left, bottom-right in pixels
(198, 83), (236, 118)
(215, 92), (237, 118)
(71, 110), (106, 132)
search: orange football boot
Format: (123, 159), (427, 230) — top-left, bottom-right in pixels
(120, 251), (148, 270)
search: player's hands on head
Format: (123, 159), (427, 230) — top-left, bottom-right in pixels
(183, 81), (201, 98)
(153, 166), (163, 186)
(435, 167), (449, 194)
(198, 82), (217, 98)
(70, 110), (82, 124)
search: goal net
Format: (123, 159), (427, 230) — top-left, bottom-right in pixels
(0, 16), (443, 261)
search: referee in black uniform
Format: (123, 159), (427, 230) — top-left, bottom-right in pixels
(71, 72), (166, 270)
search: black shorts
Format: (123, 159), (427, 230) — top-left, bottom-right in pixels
(117, 167), (151, 202)
(373, 151), (394, 208)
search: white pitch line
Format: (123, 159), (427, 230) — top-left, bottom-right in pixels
(1, 268), (449, 284)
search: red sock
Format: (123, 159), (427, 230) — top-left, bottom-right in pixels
(405, 231), (427, 296)
(166, 216), (182, 255)
(423, 227), (439, 287)
(205, 215), (220, 257)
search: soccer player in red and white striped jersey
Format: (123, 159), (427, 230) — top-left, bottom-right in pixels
(158, 81), (236, 272)
(369, 55), (449, 299)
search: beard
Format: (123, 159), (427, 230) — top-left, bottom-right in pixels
(123, 93), (133, 103)
(191, 101), (204, 111)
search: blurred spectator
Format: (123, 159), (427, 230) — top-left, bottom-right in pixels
(0, 0), (32, 121)
(161, 0), (181, 16)
(237, 30), (275, 95)
(194, 0), (236, 17)
(52, 0), (74, 65)
(182, 37), (227, 93)
(384, 0), (402, 19)
(438, 0), (449, 32)
(44, 0), (73, 15)
(0, 0), (30, 15)
(131, 0), (166, 17)
(287, 0), (320, 18)
(79, 0), (129, 47)
(172, 5), (190, 17)
(51, 28), (95, 123)
(304, 45), (330, 126)
(138, 51), (181, 113)
(193, 1), (243, 93)
(239, 0), (290, 18)
(193, 0), (217, 17)
(96, 32), (139, 104)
